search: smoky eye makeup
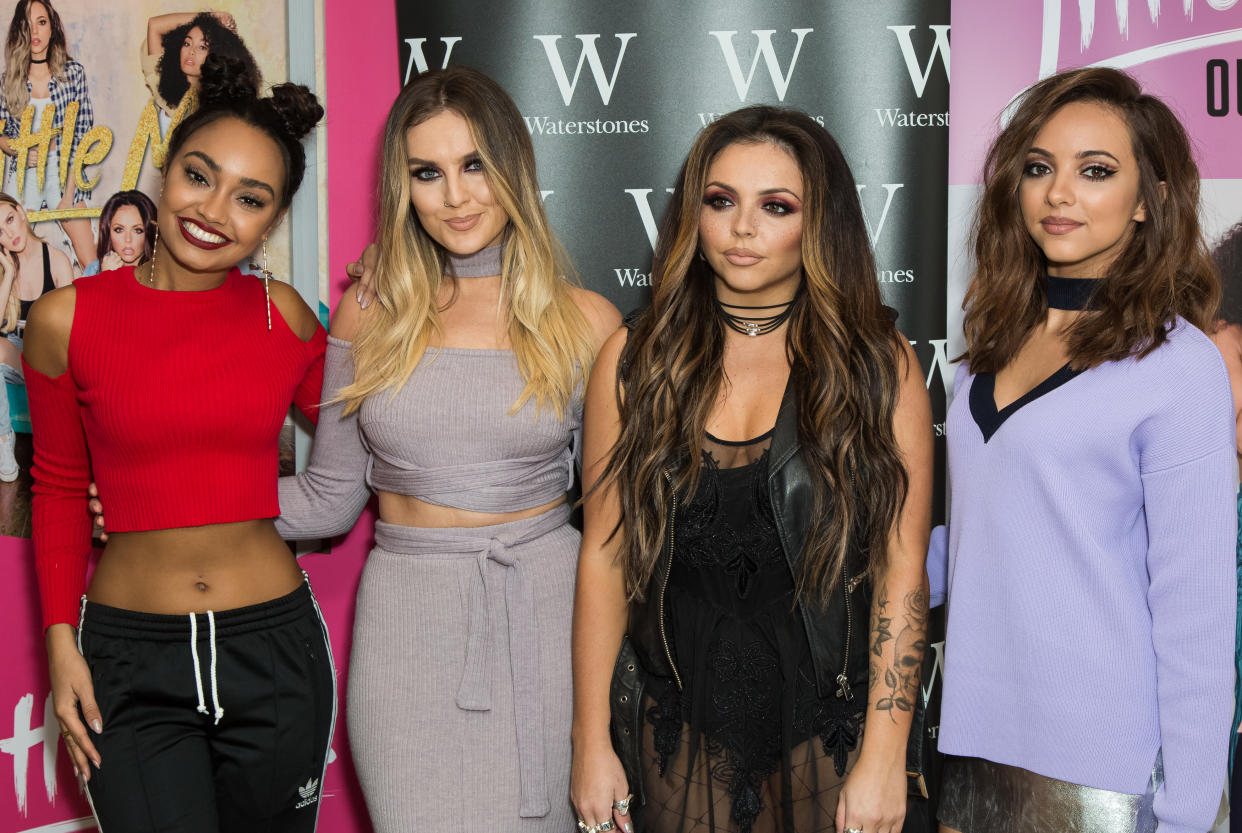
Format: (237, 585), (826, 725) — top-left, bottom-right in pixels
(410, 165), (440, 182)
(762, 197), (799, 215)
(702, 188), (735, 209)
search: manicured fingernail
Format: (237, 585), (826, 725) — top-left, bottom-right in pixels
(90, 719), (101, 733)
(625, 824), (633, 833)
(360, 298), (369, 309)
(355, 289), (362, 303)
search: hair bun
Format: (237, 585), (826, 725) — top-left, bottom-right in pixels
(197, 53), (260, 109)
(265, 83), (325, 142)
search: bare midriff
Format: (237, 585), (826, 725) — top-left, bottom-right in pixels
(88, 519), (303, 615)
(377, 491), (566, 529)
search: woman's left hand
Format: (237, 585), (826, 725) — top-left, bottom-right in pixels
(835, 749), (906, 833)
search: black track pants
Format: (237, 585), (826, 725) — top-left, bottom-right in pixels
(76, 580), (337, 833)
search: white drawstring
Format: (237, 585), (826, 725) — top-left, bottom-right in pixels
(189, 611), (224, 725)
(190, 613), (207, 718)
(206, 611), (223, 725)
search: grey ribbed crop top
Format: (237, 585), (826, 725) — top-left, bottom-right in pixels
(275, 335), (582, 539)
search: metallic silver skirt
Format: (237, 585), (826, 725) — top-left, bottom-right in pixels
(937, 755), (1160, 833)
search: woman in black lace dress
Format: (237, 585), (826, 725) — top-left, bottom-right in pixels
(571, 106), (932, 833)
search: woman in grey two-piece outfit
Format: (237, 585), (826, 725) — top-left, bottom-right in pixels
(274, 67), (619, 831)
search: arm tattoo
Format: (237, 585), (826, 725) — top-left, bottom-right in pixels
(870, 582), (929, 722)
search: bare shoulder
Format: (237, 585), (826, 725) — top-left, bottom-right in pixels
(894, 330), (931, 407)
(266, 279), (320, 343)
(48, 246), (74, 287)
(328, 286), (367, 342)
(591, 325), (630, 386)
(24, 284), (77, 375)
(571, 287), (622, 352)
(1209, 320), (1242, 355)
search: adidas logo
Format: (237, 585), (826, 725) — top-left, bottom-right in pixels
(295, 777), (319, 809)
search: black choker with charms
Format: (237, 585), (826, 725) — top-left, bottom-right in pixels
(1045, 275), (1103, 311)
(714, 291), (798, 337)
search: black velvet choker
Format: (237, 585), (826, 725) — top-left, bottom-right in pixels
(29, 56), (48, 64)
(1045, 275), (1102, 311)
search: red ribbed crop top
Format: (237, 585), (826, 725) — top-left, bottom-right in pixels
(23, 267), (326, 628)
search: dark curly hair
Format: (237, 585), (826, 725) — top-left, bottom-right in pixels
(157, 12), (259, 110)
(164, 54), (324, 209)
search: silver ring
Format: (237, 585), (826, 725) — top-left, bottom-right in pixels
(614, 794), (633, 814)
(577, 822), (597, 833)
(846, 828), (864, 833)
(597, 822), (615, 832)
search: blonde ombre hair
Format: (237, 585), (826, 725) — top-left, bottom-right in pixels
(339, 66), (593, 419)
(0, 193), (38, 332)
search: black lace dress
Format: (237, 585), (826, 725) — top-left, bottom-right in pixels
(641, 432), (864, 833)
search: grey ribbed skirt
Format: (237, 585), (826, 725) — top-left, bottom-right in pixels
(346, 504), (579, 833)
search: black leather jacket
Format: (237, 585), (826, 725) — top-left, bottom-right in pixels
(611, 381), (873, 800)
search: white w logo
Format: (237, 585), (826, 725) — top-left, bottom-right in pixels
(887, 25), (951, 99)
(709, 29), (813, 102)
(533, 34), (638, 106)
(402, 37), (463, 84)
(624, 187), (676, 251)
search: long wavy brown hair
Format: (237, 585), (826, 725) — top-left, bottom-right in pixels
(4, 0), (69, 119)
(963, 67), (1219, 373)
(602, 106), (909, 606)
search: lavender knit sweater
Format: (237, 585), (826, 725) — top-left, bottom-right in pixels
(941, 319), (1236, 833)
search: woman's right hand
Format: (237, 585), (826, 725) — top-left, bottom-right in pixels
(211, 11), (237, 32)
(100, 252), (124, 273)
(47, 624), (102, 781)
(0, 137), (14, 158)
(570, 739), (633, 833)
(345, 243), (378, 309)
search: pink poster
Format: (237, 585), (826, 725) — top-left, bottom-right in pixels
(0, 0), (397, 831)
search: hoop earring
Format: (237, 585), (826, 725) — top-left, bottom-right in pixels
(249, 239), (273, 331)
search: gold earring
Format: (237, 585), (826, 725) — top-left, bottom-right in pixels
(249, 239), (273, 331)
(149, 225), (160, 285)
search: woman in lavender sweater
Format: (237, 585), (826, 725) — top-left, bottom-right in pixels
(938, 68), (1234, 833)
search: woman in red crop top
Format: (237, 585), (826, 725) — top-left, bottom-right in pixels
(22, 55), (333, 833)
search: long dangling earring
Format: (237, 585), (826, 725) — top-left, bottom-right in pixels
(149, 188), (164, 285)
(249, 239), (273, 331)
(148, 224), (160, 285)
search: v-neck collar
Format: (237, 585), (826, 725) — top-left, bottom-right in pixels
(969, 363), (1084, 442)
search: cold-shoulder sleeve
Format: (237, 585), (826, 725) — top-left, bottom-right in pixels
(22, 358), (92, 629)
(292, 326), (327, 425)
(276, 335), (371, 540)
